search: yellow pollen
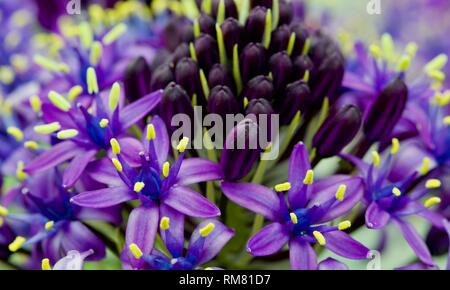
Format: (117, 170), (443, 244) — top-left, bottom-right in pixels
(338, 221), (352, 231)
(146, 124), (156, 140)
(398, 55), (411, 72)
(48, 91), (71, 112)
(41, 258), (51, 270)
(56, 129), (79, 140)
(133, 182), (145, 193)
(391, 138), (400, 155)
(372, 151), (380, 167)
(110, 138), (121, 155)
(67, 85), (83, 101)
(103, 23), (127, 45)
(33, 55), (69, 73)
(109, 82), (121, 111)
(335, 184), (347, 202)
(443, 116), (450, 126)
(8, 236), (26, 252)
(99, 118), (109, 128)
(45, 221), (54, 230)
(24, 141), (38, 150)
(425, 179), (441, 189)
(392, 187), (402, 197)
(177, 137), (189, 153)
(420, 157), (431, 175)
(16, 160), (27, 181)
(86, 67), (99, 94)
(129, 243), (143, 259)
(0, 205), (9, 216)
(90, 41), (103, 66)
(424, 197), (441, 208)
(29, 95), (42, 113)
(303, 170), (314, 185)
(274, 182), (291, 192)
(290, 213), (298, 224)
(199, 222), (215, 237)
(111, 158), (123, 172)
(312, 231), (326, 246)
(34, 122), (61, 134)
(160, 216), (170, 230)
(7, 127), (24, 142)
(162, 162), (170, 178)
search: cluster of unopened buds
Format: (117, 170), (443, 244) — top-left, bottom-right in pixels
(0, 0), (449, 270)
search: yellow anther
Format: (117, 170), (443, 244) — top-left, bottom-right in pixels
(48, 91), (71, 112)
(199, 222), (215, 237)
(110, 138), (121, 155)
(67, 85), (83, 101)
(7, 127), (24, 142)
(162, 162), (170, 178)
(290, 213), (298, 224)
(405, 42), (418, 58)
(243, 97), (249, 108)
(335, 184), (347, 202)
(193, 18), (201, 38)
(0, 66), (15, 84)
(303, 170), (314, 185)
(443, 116), (450, 126)
(24, 141), (39, 150)
(274, 182), (291, 192)
(16, 160), (27, 181)
(177, 137), (189, 153)
(392, 187), (402, 197)
(189, 42), (197, 61)
(381, 33), (395, 62)
(103, 23), (127, 45)
(41, 258), (51, 270)
(312, 231), (326, 246)
(79, 22), (93, 48)
(160, 216), (170, 230)
(372, 151), (380, 167)
(109, 82), (120, 111)
(420, 157), (431, 175)
(0, 205), (9, 216)
(11, 54), (29, 72)
(391, 138), (400, 155)
(424, 54), (448, 74)
(8, 236), (26, 252)
(111, 158), (123, 172)
(338, 220), (352, 231)
(398, 55), (411, 72)
(56, 129), (79, 140)
(425, 179), (441, 189)
(86, 67), (99, 94)
(133, 182), (145, 193)
(29, 95), (42, 113)
(90, 41), (103, 66)
(424, 197), (441, 208)
(45, 221), (54, 230)
(146, 124), (156, 140)
(33, 55), (69, 73)
(99, 119), (109, 128)
(303, 70), (310, 83)
(302, 38), (311, 56)
(369, 44), (382, 59)
(129, 243), (143, 259)
(34, 122), (61, 134)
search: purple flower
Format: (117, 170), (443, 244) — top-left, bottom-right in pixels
(222, 142), (369, 269)
(127, 218), (234, 270)
(71, 115), (222, 268)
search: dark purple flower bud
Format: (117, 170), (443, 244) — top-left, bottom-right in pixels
(293, 55), (314, 79)
(208, 86), (240, 119)
(171, 43), (190, 65)
(34, 0), (66, 31)
(220, 119), (261, 180)
(150, 63), (174, 92)
(363, 77), (408, 142)
(240, 43), (267, 83)
(269, 51), (293, 92)
(195, 34), (219, 72)
(251, 0), (272, 8)
(164, 16), (192, 51)
(160, 82), (194, 132)
(221, 18), (245, 57)
(269, 25), (291, 54)
(245, 6), (268, 43)
(426, 226), (449, 256)
(175, 57), (201, 98)
(279, 0), (294, 25)
(198, 14), (216, 37)
(275, 80), (310, 125)
(312, 105), (362, 158)
(242, 75), (273, 101)
(208, 64), (235, 91)
(123, 57), (151, 102)
(289, 22), (309, 57)
(246, 98), (274, 116)
(212, 0), (239, 19)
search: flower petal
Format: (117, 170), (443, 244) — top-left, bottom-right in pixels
(365, 201), (391, 229)
(75, 207), (122, 225)
(63, 149), (97, 188)
(289, 238), (317, 270)
(288, 143), (311, 208)
(247, 223), (289, 256)
(164, 186), (220, 218)
(221, 182), (280, 221)
(113, 137), (144, 167)
(318, 258), (349, 270)
(323, 230), (370, 259)
(60, 221), (106, 260)
(86, 159), (123, 186)
(176, 158), (224, 186)
(145, 115), (169, 167)
(159, 204), (184, 258)
(120, 90), (163, 130)
(443, 219), (450, 270)
(71, 186), (135, 208)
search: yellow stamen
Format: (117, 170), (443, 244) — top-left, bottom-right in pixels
(79, 22), (93, 48)
(369, 44), (382, 59)
(24, 140), (39, 150)
(29, 95), (42, 113)
(302, 38), (311, 56)
(303, 70), (310, 83)
(90, 41), (102, 66)
(86, 67), (99, 94)
(129, 243), (143, 259)
(56, 129), (79, 140)
(0, 66), (15, 84)
(420, 157), (431, 175)
(193, 18), (201, 38)
(243, 97), (249, 108)
(405, 42), (418, 58)
(8, 236), (26, 252)
(33, 55), (69, 73)
(162, 162), (170, 178)
(177, 137), (189, 153)
(189, 42), (197, 61)
(67, 85), (83, 101)
(146, 124), (156, 140)
(372, 151), (380, 167)
(392, 187), (402, 197)
(287, 32), (296, 56)
(103, 23), (127, 45)
(7, 127), (24, 142)
(41, 258), (51, 270)
(290, 213), (298, 224)
(338, 221), (352, 231)
(398, 55), (411, 72)
(133, 182), (145, 193)
(111, 158), (123, 172)
(16, 160), (27, 181)
(274, 182), (291, 192)
(109, 82), (121, 111)
(424, 197), (441, 208)
(45, 221), (54, 230)
(110, 138), (121, 154)
(443, 116), (450, 126)
(0, 205), (9, 216)
(99, 119), (109, 128)
(199, 222), (215, 237)
(391, 138), (400, 155)
(312, 231), (326, 246)
(160, 216), (170, 230)
(335, 184), (346, 202)
(303, 170), (314, 185)
(48, 91), (71, 112)
(425, 179), (441, 189)
(424, 54), (448, 74)
(34, 122), (61, 134)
